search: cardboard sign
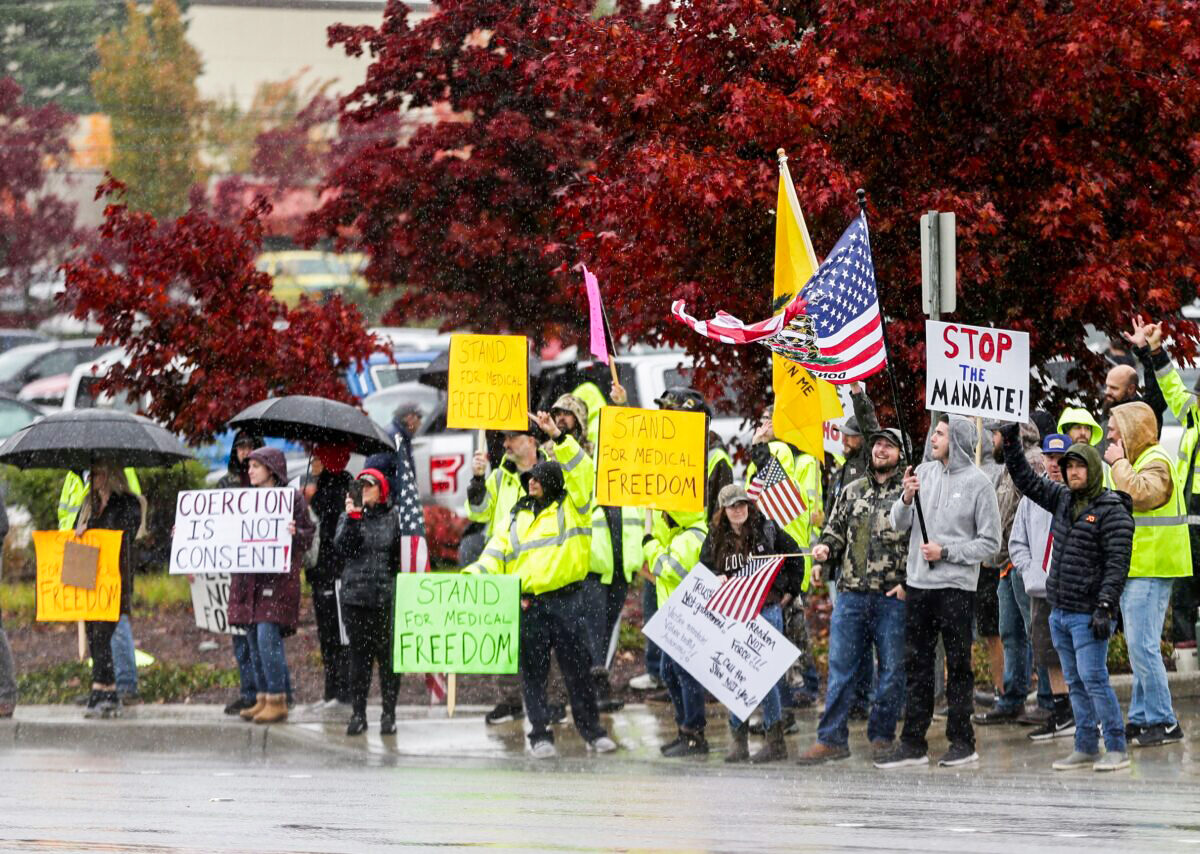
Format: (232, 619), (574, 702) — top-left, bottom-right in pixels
(392, 574), (519, 674)
(925, 320), (1030, 423)
(595, 406), (708, 513)
(188, 573), (245, 635)
(446, 334), (529, 431)
(34, 529), (124, 622)
(642, 565), (799, 720)
(169, 488), (295, 574)
(61, 541), (100, 590)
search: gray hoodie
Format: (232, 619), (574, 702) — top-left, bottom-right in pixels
(890, 416), (1001, 591)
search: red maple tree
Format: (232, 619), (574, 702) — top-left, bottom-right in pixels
(63, 178), (377, 444)
(312, 0), (1200, 421)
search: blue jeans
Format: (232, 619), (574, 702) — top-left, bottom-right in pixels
(996, 574), (1031, 712)
(1050, 608), (1125, 754)
(643, 581), (662, 679)
(1120, 577), (1177, 727)
(818, 590), (906, 747)
(245, 622), (289, 695)
(729, 604), (785, 730)
(661, 656), (706, 732)
(232, 634), (257, 703)
(111, 614), (138, 695)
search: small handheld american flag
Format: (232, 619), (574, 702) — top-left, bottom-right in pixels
(705, 555), (787, 622)
(746, 456), (806, 529)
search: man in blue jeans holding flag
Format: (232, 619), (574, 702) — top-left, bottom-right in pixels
(797, 427), (910, 764)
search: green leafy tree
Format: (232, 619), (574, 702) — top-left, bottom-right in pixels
(93, 0), (203, 219)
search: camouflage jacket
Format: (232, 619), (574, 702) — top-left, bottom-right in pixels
(818, 468), (907, 593)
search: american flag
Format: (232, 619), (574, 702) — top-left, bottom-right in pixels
(394, 438), (446, 701)
(706, 556), (787, 622)
(762, 214), (886, 384)
(746, 457), (806, 529)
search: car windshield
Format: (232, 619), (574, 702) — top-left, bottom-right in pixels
(0, 347), (47, 382)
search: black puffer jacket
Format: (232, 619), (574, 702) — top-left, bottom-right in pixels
(1003, 429), (1133, 614)
(307, 469), (354, 590)
(334, 504), (402, 610)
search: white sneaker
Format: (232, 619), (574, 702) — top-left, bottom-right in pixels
(628, 673), (662, 691)
(529, 740), (558, 759)
(589, 736), (618, 753)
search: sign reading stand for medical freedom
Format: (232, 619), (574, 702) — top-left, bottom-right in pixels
(642, 565), (799, 720)
(925, 320), (1030, 423)
(169, 488), (295, 574)
(446, 333), (529, 431)
(595, 406), (708, 514)
(393, 574), (520, 674)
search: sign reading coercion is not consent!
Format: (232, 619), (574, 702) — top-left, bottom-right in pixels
(925, 320), (1030, 423)
(595, 406), (708, 514)
(446, 333), (529, 431)
(642, 565), (799, 720)
(169, 488), (295, 575)
(392, 574), (519, 674)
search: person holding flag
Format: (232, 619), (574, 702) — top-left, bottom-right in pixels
(699, 484), (803, 763)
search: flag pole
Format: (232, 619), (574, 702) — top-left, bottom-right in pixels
(856, 188), (928, 544)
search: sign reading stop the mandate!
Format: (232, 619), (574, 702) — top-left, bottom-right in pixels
(925, 320), (1030, 423)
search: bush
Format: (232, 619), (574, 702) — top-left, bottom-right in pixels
(0, 465), (67, 532)
(18, 659), (238, 704)
(134, 461), (210, 570)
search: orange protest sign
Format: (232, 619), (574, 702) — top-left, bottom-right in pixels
(34, 529), (124, 622)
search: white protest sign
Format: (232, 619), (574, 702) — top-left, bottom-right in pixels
(925, 320), (1030, 423)
(169, 488), (295, 574)
(642, 565), (799, 720)
(188, 573), (244, 635)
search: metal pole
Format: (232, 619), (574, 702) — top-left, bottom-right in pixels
(857, 189), (928, 543)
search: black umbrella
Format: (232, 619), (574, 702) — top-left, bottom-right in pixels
(417, 348), (542, 390)
(227, 395), (394, 455)
(0, 409), (195, 470)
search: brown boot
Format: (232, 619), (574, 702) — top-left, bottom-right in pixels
(253, 693), (288, 724)
(240, 693), (266, 721)
(796, 741), (851, 766)
(749, 721), (788, 764)
(724, 723), (750, 763)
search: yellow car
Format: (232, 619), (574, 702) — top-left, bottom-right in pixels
(255, 251), (368, 304)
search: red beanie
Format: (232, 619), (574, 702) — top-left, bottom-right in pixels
(358, 467), (390, 502)
(314, 444), (351, 473)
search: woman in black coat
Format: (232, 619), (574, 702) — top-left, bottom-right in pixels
(334, 467), (404, 736)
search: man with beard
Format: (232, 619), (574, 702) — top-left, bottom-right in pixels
(797, 428), (910, 764)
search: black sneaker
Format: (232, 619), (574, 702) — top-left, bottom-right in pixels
(1162, 722), (1184, 744)
(379, 714), (396, 736)
(1125, 722), (1144, 740)
(1028, 713), (1076, 742)
(224, 697), (254, 716)
(660, 730), (684, 755)
(661, 730), (708, 758)
(873, 741), (929, 769)
(346, 715), (367, 736)
(937, 742), (979, 767)
(484, 703), (524, 725)
(973, 688), (996, 708)
(972, 706), (1022, 725)
(1133, 722), (1184, 748)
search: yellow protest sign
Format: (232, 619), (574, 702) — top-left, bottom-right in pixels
(34, 529), (124, 622)
(595, 406), (707, 513)
(446, 334), (529, 431)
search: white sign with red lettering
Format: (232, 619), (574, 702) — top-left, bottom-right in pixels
(925, 321), (1029, 423)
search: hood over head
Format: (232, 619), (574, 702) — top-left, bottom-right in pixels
(247, 446), (289, 486)
(1061, 442), (1106, 515)
(1108, 401), (1158, 465)
(1056, 407), (1103, 446)
(945, 416), (980, 472)
(357, 467), (390, 503)
(227, 429), (263, 475)
(523, 460), (565, 505)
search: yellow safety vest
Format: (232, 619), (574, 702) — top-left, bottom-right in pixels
(590, 505), (645, 585)
(465, 497), (591, 595)
(58, 469), (142, 530)
(1129, 445), (1193, 579)
(644, 507), (708, 607)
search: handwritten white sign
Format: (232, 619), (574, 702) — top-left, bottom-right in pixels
(925, 320), (1030, 423)
(170, 488), (294, 574)
(642, 565), (799, 720)
(188, 573), (244, 635)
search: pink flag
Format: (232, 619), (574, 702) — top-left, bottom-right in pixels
(582, 265), (609, 365)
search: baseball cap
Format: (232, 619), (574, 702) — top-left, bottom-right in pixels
(1041, 433), (1070, 454)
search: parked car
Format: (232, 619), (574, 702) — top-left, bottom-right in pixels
(0, 329), (50, 355)
(17, 373), (72, 410)
(0, 340), (115, 397)
(0, 394), (43, 440)
(256, 250), (367, 305)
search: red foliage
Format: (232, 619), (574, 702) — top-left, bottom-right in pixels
(62, 178), (377, 444)
(312, 0), (1200, 425)
(0, 77), (81, 318)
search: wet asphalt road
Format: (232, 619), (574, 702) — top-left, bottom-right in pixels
(3, 703), (1200, 852)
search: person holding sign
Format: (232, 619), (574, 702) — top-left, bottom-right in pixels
(700, 484), (803, 764)
(335, 468), (404, 736)
(464, 460), (616, 758)
(227, 447), (314, 725)
(876, 416), (1000, 770)
(73, 463), (146, 720)
(307, 446), (355, 711)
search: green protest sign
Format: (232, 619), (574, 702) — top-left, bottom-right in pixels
(392, 574), (520, 674)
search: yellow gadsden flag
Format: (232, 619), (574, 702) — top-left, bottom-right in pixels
(771, 153), (842, 458)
